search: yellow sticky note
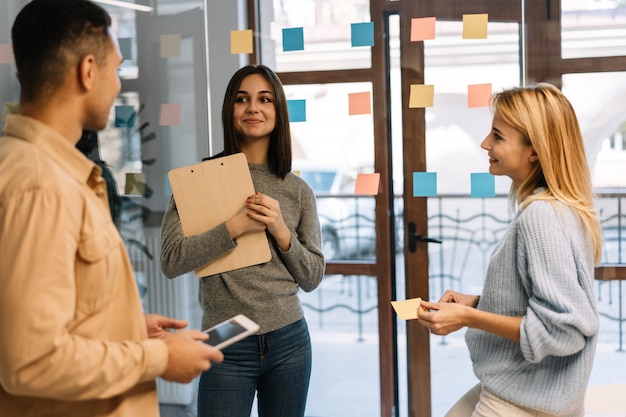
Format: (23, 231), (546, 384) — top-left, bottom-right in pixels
(231, 29), (253, 54)
(125, 172), (146, 195)
(391, 297), (423, 320)
(463, 14), (488, 39)
(348, 92), (371, 115)
(409, 84), (434, 108)
(2, 101), (19, 122)
(160, 34), (181, 58)
(411, 17), (436, 42)
(467, 83), (492, 108)
(354, 173), (380, 195)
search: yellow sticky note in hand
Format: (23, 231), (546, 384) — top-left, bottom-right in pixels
(391, 297), (423, 320)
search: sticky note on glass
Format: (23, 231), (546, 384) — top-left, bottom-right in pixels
(231, 29), (253, 54)
(351, 22), (374, 47)
(391, 297), (424, 320)
(125, 172), (146, 195)
(413, 172), (437, 197)
(471, 172), (496, 197)
(0, 43), (14, 64)
(282, 27), (304, 52)
(468, 83), (492, 108)
(463, 14), (488, 39)
(411, 17), (436, 41)
(409, 84), (434, 108)
(115, 105), (135, 128)
(355, 173), (380, 195)
(118, 38), (133, 60)
(161, 34), (181, 58)
(348, 92), (371, 115)
(287, 99), (306, 122)
(160, 103), (182, 126)
(2, 101), (19, 122)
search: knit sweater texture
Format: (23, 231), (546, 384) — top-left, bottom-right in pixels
(465, 199), (599, 416)
(160, 163), (325, 334)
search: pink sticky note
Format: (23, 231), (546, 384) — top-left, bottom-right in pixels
(411, 17), (436, 41)
(0, 44), (14, 64)
(354, 173), (380, 195)
(468, 83), (492, 108)
(159, 103), (182, 126)
(348, 92), (371, 115)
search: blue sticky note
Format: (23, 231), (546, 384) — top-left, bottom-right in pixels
(470, 172), (496, 197)
(288, 99), (306, 122)
(282, 27), (304, 52)
(351, 22), (374, 47)
(413, 172), (437, 197)
(115, 105), (135, 128)
(118, 38), (133, 60)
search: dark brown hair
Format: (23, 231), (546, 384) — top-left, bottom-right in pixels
(12, 0), (112, 103)
(221, 65), (292, 179)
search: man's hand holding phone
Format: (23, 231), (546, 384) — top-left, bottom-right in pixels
(161, 330), (224, 383)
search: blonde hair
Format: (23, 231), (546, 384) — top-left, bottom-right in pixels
(492, 83), (602, 264)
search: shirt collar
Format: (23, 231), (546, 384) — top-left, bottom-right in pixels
(2, 114), (99, 184)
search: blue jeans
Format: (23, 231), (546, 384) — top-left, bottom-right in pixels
(197, 317), (312, 417)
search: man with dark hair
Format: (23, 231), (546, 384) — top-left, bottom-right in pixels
(0, 1), (223, 416)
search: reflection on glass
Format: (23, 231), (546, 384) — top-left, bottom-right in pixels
(259, 0), (372, 71)
(561, 2), (626, 59)
(563, 72), (626, 189)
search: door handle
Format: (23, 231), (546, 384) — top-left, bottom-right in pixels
(408, 221), (442, 253)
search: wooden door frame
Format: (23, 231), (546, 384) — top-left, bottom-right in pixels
(247, 1), (399, 416)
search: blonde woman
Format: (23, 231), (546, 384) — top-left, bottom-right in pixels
(418, 83), (602, 417)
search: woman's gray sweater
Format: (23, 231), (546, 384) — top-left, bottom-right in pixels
(160, 163), (325, 334)
(466, 199), (599, 416)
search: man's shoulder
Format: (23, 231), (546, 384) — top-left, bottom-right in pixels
(0, 135), (66, 199)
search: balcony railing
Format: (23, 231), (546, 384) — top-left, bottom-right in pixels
(303, 190), (626, 349)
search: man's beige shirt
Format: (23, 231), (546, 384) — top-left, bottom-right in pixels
(0, 115), (168, 416)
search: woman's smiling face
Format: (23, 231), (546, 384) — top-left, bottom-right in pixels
(233, 73), (276, 143)
(480, 111), (537, 187)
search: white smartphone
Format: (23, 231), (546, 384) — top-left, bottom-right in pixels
(202, 314), (260, 350)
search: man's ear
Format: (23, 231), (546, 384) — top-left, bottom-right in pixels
(78, 54), (97, 91)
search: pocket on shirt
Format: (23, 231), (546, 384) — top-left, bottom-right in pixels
(76, 222), (123, 313)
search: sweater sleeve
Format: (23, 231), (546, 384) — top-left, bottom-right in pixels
(517, 201), (598, 363)
(277, 181), (325, 292)
(160, 196), (237, 278)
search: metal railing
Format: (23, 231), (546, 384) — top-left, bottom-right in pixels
(302, 190), (626, 348)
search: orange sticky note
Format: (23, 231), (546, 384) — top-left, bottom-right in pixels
(160, 34), (181, 58)
(159, 103), (182, 126)
(463, 14), (488, 39)
(231, 29), (253, 54)
(411, 17), (436, 41)
(409, 84), (434, 108)
(0, 44), (14, 64)
(348, 92), (371, 115)
(354, 173), (380, 195)
(468, 83), (492, 108)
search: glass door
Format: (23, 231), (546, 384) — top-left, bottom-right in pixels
(392, 2), (523, 417)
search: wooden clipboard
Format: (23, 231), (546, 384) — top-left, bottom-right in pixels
(167, 153), (271, 277)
